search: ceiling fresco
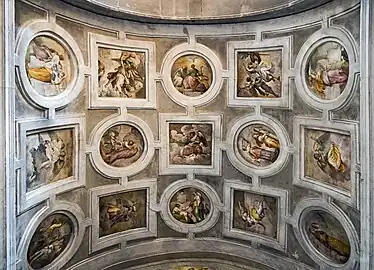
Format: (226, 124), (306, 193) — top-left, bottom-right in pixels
(11, 0), (362, 269)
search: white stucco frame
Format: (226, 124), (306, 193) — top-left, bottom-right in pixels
(89, 179), (157, 253)
(294, 27), (359, 112)
(227, 37), (292, 108)
(292, 198), (359, 270)
(293, 116), (359, 207)
(226, 113), (292, 178)
(159, 178), (222, 234)
(223, 179), (288, 251)
(159, 113), (222, 176)
(17, 201), (87, 270)
(160, 43), (223, 108)
(88, 33), (156, 109)
(16, 115), (86, 214)
(88, 112), (155, 179)
(15, 20), (85, 110)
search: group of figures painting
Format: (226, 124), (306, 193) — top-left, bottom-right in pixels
(26, 128), (75, 192)
(98, 48), (146, 99)
(26, 36), (72, 96)
(171, 54), (213, 97)
(27, 213), (74, 269)
(169, 123), (213, 166)
(169, 188), (210, 224)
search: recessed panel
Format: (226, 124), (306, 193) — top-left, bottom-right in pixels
(169, 187), (211, 224)
(233, 190), (278, 239)
(304, 210), (350, 264)
(171, 54), (213, 97)
(304, 128), (351, 192)
(237, 124), (280, 168)
(26, 36), (73, 97)
(99, 189), (147, 237)
(98, 47), (146, 99)
(27, 213), (74, 269)
(99, 124), (144, 168)
(306, 42), (349, 100)
(169, 123), (213, 166)
(26, 128), (75, 192)
(237, 50), (282, 98)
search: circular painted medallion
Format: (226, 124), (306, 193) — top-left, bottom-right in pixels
(171, 54), (213, 97)
(304, 210), (350, 264)
(169, 187), (211, 224)
(26, 36), (73, 97)
(27, 213), (74, 269)
(99, 124), (144, 167)
(306, 41), (349, 101)
(237, 124), (280, 167)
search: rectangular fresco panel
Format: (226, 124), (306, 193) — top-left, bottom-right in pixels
(233, 190), (278, 239)
(168, 123), (213, 166)
(304, 128), (351, 192)
(99, 189), (147, 237)
(26, 128), (75, 192)
(98, 47), (146, 99)
(236, 50), (282, 98)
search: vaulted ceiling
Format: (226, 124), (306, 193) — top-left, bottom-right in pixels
(62, 0), (332, 23)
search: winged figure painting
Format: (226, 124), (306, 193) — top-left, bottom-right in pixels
(306, 128), (351, 188)
(237, 50), (282, 98)
(233, 190), (278, 239)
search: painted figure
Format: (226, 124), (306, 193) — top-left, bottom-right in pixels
(305, 211), (350, 264)
(26, 129), (74, 192)
(98, 49), (146, 99)
(305, 129), (351, 190)
(307, 42), (349, 100)
(238, 125), (280, 167)
(26, 36), (71, 96)
(237, 50), (282, 98)
(233, 190), (278, 239)
(27, 214), (73, 269)
(169, 124), (212, 166)
(237, 200), (266, 231)
(171, 54), (213, 96)
(170, 188), (210, 224)
(99, 125), (144, 167)
(99, 190), (147, 237)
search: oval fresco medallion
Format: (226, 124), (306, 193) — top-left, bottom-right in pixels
(99, 124), (144, 167)
(27, 213), (74, 269)
(171, 54), (213, 97)
(306, 41), (349, 101)
(26, 35), (73, 97)
(304, 210), (351, 264)
(169, 187), (211, 224)
(237, 123), (280, 168)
